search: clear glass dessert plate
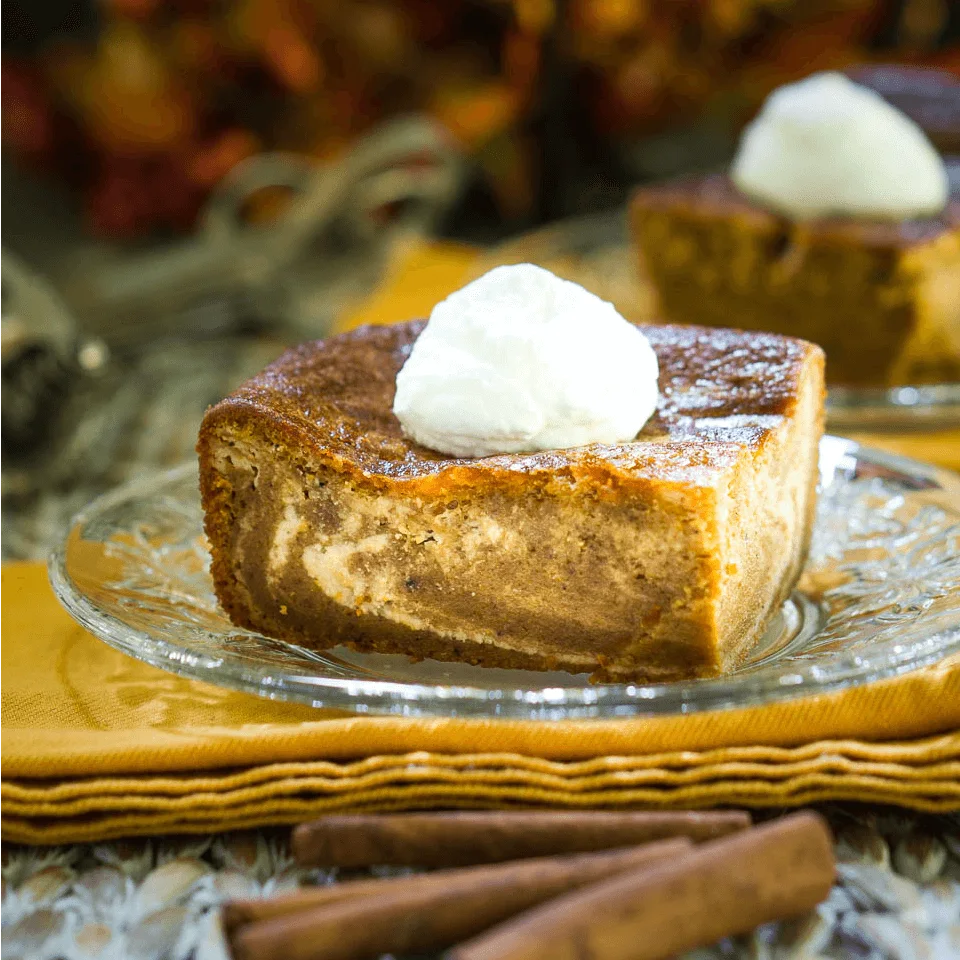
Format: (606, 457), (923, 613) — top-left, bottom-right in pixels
(50, 436), (960, 720)
(471, 211), (960, 429)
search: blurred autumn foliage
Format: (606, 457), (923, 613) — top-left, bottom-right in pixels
(3, 0), (957, 239)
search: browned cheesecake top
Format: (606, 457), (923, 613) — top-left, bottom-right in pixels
(633, 174), (960, 250)
(202, 321), (821, 491)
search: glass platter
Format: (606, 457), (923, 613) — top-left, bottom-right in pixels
(472, 212), (960, 430)
(50, 437), (960, 720)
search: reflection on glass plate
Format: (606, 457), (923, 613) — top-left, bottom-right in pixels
(50, 437), (960, 719)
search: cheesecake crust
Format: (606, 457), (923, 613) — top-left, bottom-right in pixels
(198, 322), (825, 682)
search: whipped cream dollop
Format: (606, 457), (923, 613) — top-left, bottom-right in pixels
(393, 264), (659, 458)
(731, 71), (949, 220)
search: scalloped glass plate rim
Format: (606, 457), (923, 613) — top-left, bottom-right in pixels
(48, 436), (960, 719)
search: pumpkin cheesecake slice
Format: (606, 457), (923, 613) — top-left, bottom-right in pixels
(198, 320), (824, 683)
(632, 71), (960, 388)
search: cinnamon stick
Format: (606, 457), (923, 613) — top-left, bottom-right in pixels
(225, 837), (690, 932)
(449, 811), (836, 960)
(291, 810), (750, 868)
(229, 838), (692, 960)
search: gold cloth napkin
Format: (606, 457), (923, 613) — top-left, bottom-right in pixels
(3, 563), (959, 845)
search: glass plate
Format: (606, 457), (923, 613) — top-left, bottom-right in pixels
(472, 211), (960, 430)
(49, 437), (960, 720)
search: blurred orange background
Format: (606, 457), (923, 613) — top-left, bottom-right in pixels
(4, 0), (958, 241)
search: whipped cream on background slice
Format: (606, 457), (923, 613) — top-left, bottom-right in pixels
(731, 71), (949, 220)
(393, 264), (659, 458)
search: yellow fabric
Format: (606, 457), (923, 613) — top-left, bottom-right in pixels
(5, 242), (960, 844)
(3, 563), (960, 844)
(845, 430), (960, 475)
(337, 238), (478, 330)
